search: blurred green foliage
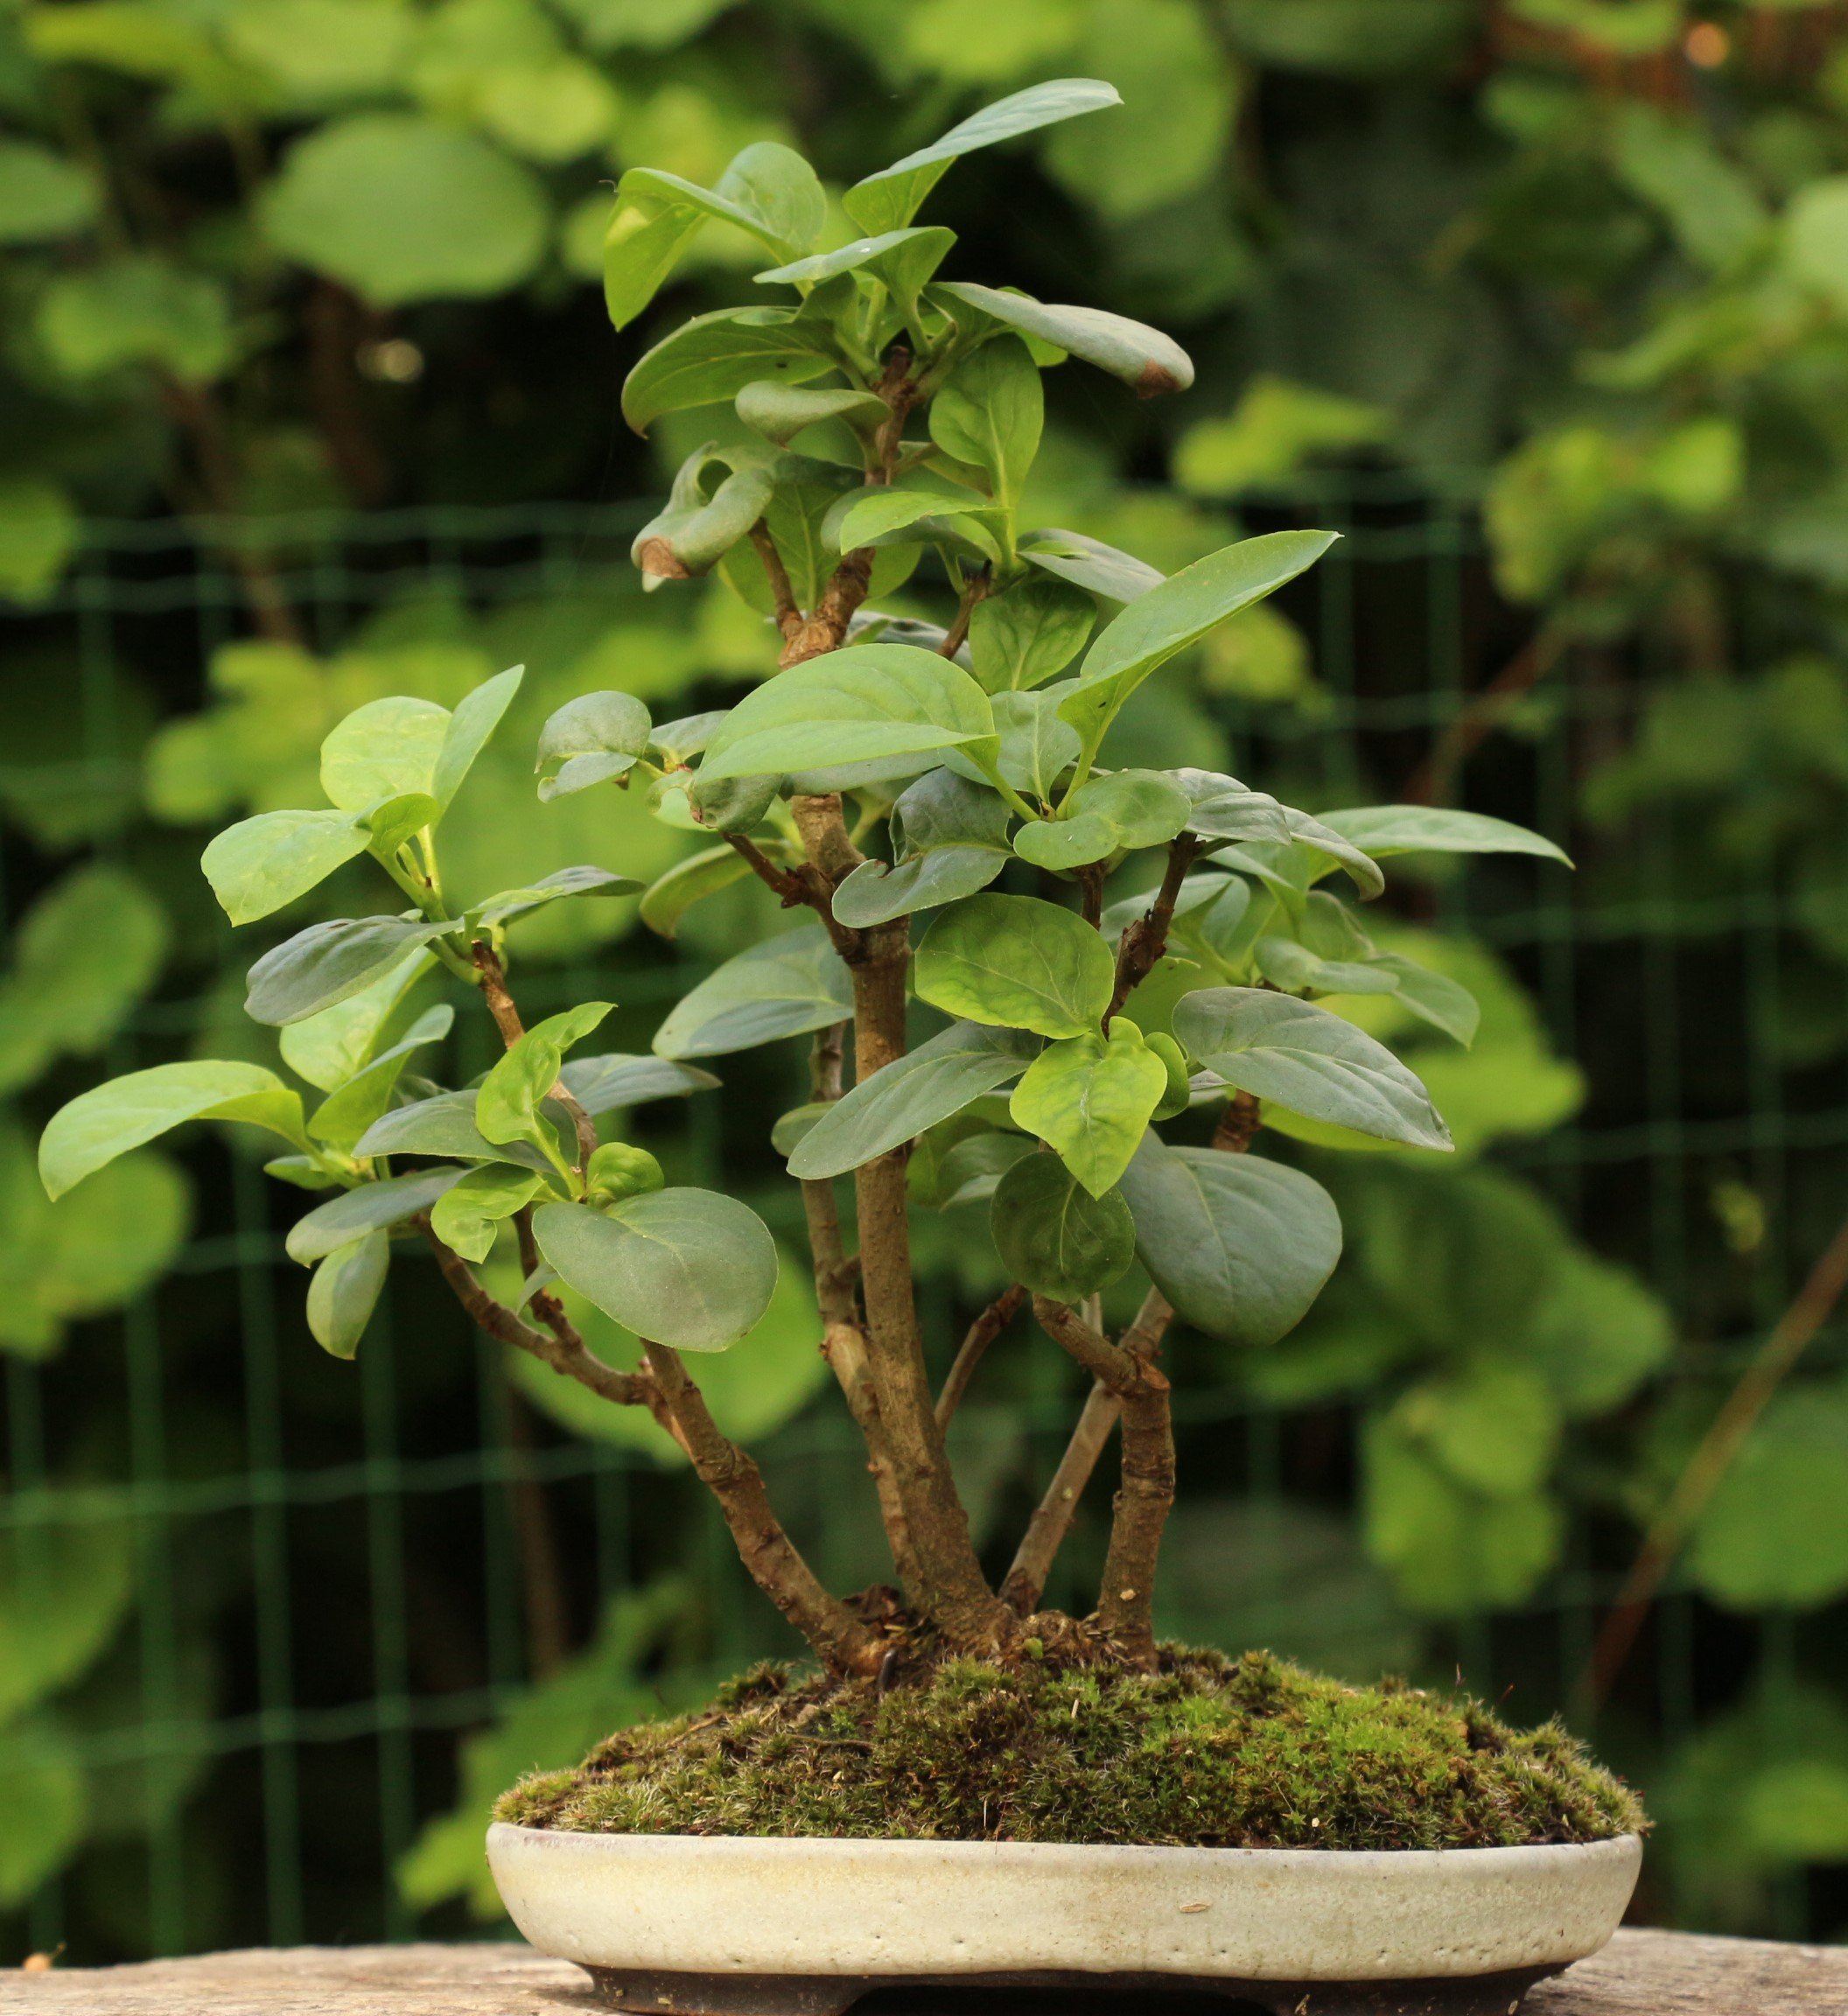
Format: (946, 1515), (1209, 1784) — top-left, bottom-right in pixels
(4, 0), (1848, 1957)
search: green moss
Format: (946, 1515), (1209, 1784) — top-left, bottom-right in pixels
(494, 1646), (1645, 1851)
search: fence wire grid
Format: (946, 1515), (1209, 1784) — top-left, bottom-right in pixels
(3, 493), (1844, 1961)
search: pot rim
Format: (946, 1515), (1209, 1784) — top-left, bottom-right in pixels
(486, 1824), (1644, 1985)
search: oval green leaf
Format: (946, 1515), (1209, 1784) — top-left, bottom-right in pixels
(914, 893), (1115, 1040)
(989, 1150), (1136, 1302)
(532, 1190), (777, 1350)
(1173, 987), (1452, 1152)
(1116, 1134), (1342, 1347)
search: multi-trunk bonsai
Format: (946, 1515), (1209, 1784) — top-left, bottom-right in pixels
(39, 80), (1642, 2015)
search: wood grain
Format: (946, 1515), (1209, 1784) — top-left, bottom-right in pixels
(4, 1928), (1844, 2014)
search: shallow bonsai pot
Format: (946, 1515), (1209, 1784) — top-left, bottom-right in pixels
(486, 1824), (1642, 2016)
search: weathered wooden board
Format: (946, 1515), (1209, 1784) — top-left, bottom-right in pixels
(4, 1928), (1845, 2014)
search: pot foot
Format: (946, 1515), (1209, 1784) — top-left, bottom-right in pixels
(579, 1963), (1564, 2016)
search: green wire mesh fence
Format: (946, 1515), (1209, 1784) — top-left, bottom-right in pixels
(3, 494), (1844, 1962)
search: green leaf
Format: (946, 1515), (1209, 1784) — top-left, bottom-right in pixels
(1060, 530), (1339, 772)
(653, 922), (852, 1060)
(560, 1053), (721, 1114)
(0, 477), (79, 602)
(430, 1165), (548, 1264)
(1174, 987), (1452, 1152)
(633, 444), (775, 581)
(830, 486), (1004, 553)
(600, 139), (825, 327)
(639, 845), (753, 939)
(756, 227), (955, 316)
(788, 1022), (1036, 1180)
(929, 336), (1042, 507)
(844, 78), (1124, 235)
(1172, 769), (1292, 845)
(833, 767), (1012, 928)
(697, 644), (995, 780)
(1315, 804), (1573, 867)
(0, 140), (95, 243)
(1009, 1018), (1166, 1197)
(944, 688), (1080, 801)
(0, 1523), (131, 1725)
(286, 1167), (469, 1265)
(279, 946), (433, 1094)
(306, 1005), (453, 1152)
(363, 791), (440, 861)
(536, 687), (653, 801)
(533, 1190), (778, 1349)
(935, 283), (1194, 396)
(1255, 935), (1400, 998)
(472, 867), (641, 928)
(320, 695), (449, 812)
(932, 1128), (1035, 1208)
(434, 664), (524, 808)
(1362, 1410), (1560, 1616)
(1, 1126), (189, 1355)
(989, 1150), (1137, 1301)
(916, 893), (1115, 1040)
(1368, 953), (1480, 1046)
(1019, 528), (1165, 603)
(39, 1060), (309, 1200)
(352, 1090), (560, 1173)
(1117, 1135), (1341, 1347)
(621, 306), (835, 436)
(735, 380), (889, 446)
(306, 1228), (389, 1359)
(264, 113), (549, 307)
(245, 915), (458, 1026)
(1691, 1384), (1848, 1611)
(1014, 768), (1190, 871)
(1391, 1366), (1559, 1500)
(718, 452), (858, 611)
(1219, 814), (1388, 908)
(1147, 1031), (1192, 1120)
(201, 807), (370, 925)
(36, 254), (232, 383)
(584, 1141), (665, 1206)
(0, 864), (168, 1097)
(0, 1719), (86, 1908)
(477, 1003), (612, 1155)
(968, 575), (1094, 692)
(718, 142), (828, 254)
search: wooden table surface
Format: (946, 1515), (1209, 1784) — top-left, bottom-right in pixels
(4, 1928), (1845, 2014)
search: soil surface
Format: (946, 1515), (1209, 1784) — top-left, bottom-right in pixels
(496, 1643), (1645, 1851)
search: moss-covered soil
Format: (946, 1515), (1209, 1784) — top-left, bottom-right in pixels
(496, 1645), (1644, 1851)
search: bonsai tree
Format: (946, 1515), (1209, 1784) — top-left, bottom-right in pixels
(38, 80), (1572, 1684)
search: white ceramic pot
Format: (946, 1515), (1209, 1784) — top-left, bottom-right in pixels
(486, 1824), (1642, 2016)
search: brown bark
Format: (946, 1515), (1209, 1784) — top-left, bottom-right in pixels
(749, 519), (802, 641)
(934, 1284), (1026, 1428)
(999, 1379), (1119, 1614)
(420, 1219), (685, 1444)
(1031, 1297), (1173, 1666)
(641, 1340), (885, 1675)
(777, 351), (917, 668)
(1107, 832), (1202, 1022)
(777, 794), (1012, 1648)
(939, 567), (990, 659)
(847, 939), (1012, 1650)
(801, 1029), (921, 1592)
(995, 1094), (1261, 1619)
